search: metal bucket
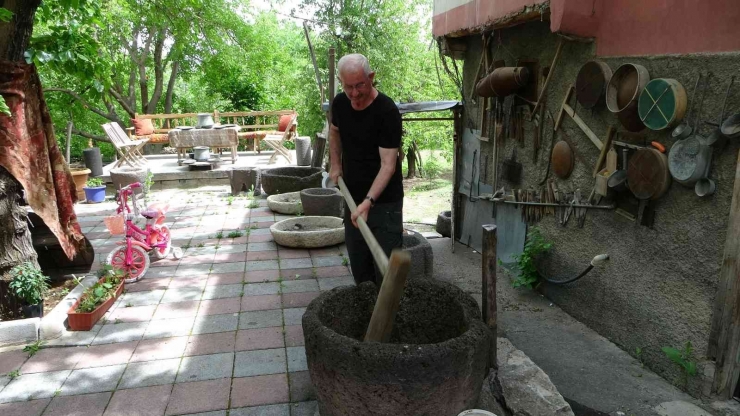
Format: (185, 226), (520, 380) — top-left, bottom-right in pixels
(476, 67), (529, 98)
(607, 64), (650, 132)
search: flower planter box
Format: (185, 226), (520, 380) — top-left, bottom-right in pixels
(67, 278), (124, 331)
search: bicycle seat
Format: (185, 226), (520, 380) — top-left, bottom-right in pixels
(141, 209), (159, 219)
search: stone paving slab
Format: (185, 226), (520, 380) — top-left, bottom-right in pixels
(0, 185), (353, 415)
(119, 358), (180, 389)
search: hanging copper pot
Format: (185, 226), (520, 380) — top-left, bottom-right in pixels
(476, 67), (530, 98)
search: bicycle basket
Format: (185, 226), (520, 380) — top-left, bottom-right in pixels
(104, 215), (125, 235)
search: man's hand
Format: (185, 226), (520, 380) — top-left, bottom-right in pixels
(329, 165), (342, 187)
(351, 199), (371, 228)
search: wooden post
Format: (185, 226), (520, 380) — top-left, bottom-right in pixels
(482, 224), (498, 367)
(65, 121), (73, 163)
(303, 21), (323, 97)
(710, 149), (740, 398)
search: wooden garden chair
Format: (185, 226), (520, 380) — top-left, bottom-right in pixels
(102, 123), (149, 168)
(263, 113), (297, 164)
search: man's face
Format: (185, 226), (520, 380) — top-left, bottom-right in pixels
(340, 70), (374, 104)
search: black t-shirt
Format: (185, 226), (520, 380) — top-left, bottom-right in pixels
(331, 91), (404, 204)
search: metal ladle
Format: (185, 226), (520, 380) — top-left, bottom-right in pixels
(706, 76), (734, 147)
(672, 74), (701, 140)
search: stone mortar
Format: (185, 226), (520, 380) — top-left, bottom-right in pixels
(110, 166), (150, 195)
(436, 210), (452, 237)
(300, 188), (344, 218)
(402, 230), (434, 280)
(261, 166), (323, 195)
(270, 216), (344, 248)
(303, 278), (492, 416)
(267, 191), (303, 215)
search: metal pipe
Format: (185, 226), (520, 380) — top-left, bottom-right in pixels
(491, 198), (614, 210)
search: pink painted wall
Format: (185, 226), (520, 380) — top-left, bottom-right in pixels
(436, 0), (740, 56)
(433, 0), (548, 37)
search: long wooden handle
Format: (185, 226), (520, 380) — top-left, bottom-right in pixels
(532, 38), (564, 120)
(364, 249), (411, 342)
(337, 177), (389, 275)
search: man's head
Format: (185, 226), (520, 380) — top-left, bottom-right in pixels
(337, 54), (375, 108)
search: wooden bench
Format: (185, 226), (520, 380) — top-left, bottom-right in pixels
(128, 110), (298, 154)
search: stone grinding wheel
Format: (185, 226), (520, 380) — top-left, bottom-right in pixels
(551, 141), (574, 179)
(627, 148), (671, 200)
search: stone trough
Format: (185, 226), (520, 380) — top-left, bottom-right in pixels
(303, 278), (492, 416)
(266, 191), (302, 215)
(403, 229), (433, 280)
(270, 216), (344, 248)
(260, 166), (323, 195)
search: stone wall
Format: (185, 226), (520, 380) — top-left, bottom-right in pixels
(455, 20), (740, 390)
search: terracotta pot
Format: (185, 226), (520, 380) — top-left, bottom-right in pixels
(70, 168), (91, 201)
(67, 278), (124, 331)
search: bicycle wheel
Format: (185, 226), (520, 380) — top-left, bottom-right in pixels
(107, 245), (150, 283)
(152, 225), (172, 259)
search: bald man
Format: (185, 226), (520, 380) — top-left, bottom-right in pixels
(329, 53), (404, 286)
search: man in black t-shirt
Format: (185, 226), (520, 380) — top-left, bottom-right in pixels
(329, 53), (404, 286)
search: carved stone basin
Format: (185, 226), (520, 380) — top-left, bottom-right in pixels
(266, 191), (302, 215)
(270, 216), (344, 248)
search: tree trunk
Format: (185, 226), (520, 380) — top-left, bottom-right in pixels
(145, 29), (166, 114)
(406, 148), (417, 179)
(0, 0), (42, 280)
(164, 60), (179, 114)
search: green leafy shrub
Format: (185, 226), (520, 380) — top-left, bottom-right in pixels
(8, 262), (50, 305)
(511, 227), (552, 289)
(227, 230), (244, 238)
(76, 273), (123, 313)
(662, 341), (697, 386)
(86, 177), (104, 187)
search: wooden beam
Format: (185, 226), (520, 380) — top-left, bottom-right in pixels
(482, 224), (498, 368)
(711, 148), (740, 398)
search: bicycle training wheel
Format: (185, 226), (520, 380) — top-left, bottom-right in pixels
(152, 225), (172, 260)
(107, 245), (150, 283)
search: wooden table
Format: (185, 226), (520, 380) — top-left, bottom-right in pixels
(168, 126), (240, 164)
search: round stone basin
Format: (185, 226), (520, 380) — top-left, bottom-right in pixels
(266, 191), (302, 215)
(300, 187), (343, 217)
(303, 278), (492, 416)
(261, 166), (323, 195)
(270, 216), (344, 248)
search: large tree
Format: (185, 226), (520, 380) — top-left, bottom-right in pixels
(0, 0), (45, 276)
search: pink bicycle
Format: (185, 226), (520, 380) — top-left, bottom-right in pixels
(105, 182), (182, 283)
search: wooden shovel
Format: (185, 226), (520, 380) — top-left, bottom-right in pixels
(336, 177), (411, 343)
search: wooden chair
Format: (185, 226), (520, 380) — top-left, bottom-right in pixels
(264, 114), (297, 164)
(102, 123), (149, 168)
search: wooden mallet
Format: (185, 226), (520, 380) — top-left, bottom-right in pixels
(337, 177), (411, 343)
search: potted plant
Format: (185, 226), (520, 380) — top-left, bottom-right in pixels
(8, 262), (50, 318)
(67, 266), (125, 331)
(69, 167), (91, 201)
(83, 177), (106, 203)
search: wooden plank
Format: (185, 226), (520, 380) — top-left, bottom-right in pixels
(554, 86), (573, 132)
(711, 148), (740, 398)
(531, 38), (564, 120)
(563, 103), (603, 150)
(364, 250), (411, 342)
(593, 126), (616, 177)
(482, 224), (498, 368)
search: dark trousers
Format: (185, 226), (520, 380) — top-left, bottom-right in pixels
(344, 200), (403, 286)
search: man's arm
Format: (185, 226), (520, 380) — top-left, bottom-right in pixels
(351, 147), (397, 227)
(328, 123), (342, 184)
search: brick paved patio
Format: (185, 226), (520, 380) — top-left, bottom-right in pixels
(0, 186), (353, 416)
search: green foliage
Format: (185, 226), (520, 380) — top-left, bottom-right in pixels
(423, 156), (442, 185)
(7, 370), (20, 380)
(511, 227), (552, 289)
(8, 263), (50, 305)
(23, 340), (45, 357)
(86, 177), (104, 187)
(76, 273), (122, 313)
(0, 7), (13, 22)
(0, 97), (9, 116)
(662, 341), (697, 385)
(227, 230), (243, 238)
